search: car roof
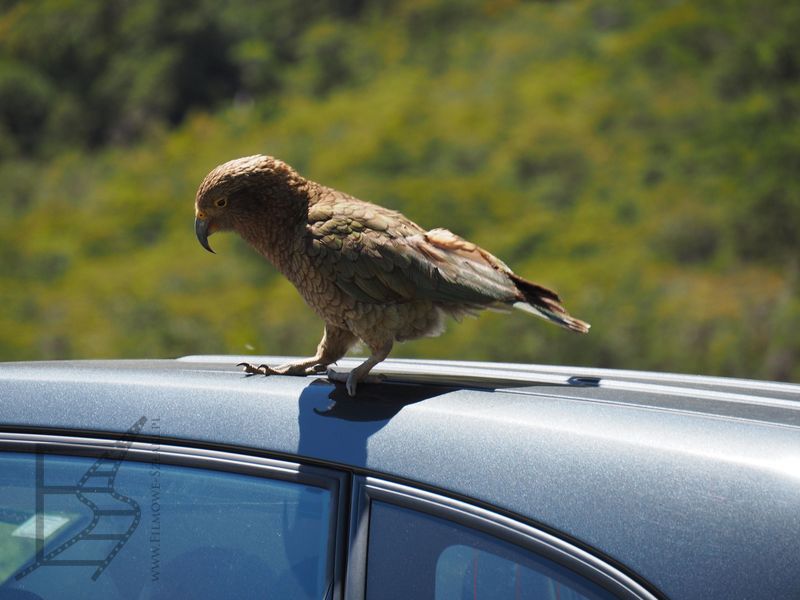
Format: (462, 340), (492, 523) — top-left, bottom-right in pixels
(1, 356), (799, 600)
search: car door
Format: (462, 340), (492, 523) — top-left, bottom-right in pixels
(347, 478), (659, 600)
(0, 432), (346, 600)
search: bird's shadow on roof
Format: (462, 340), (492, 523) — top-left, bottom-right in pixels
(293, 375), (599, 468)
(310, 378), (455, 420)
(295, 378), (455, 469)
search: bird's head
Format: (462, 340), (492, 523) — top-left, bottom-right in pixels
(194, 154), (306, 253)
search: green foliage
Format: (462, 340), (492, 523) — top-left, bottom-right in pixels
(0, 0), (798, 381)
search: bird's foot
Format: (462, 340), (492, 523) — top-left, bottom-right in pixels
(346, 372), (359, 397)
(238, 362), (278, 376)
(326, 368), (385, 397)
(238, 361), (327, 377)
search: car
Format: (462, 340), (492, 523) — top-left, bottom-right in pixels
(1, 356), (799, 599)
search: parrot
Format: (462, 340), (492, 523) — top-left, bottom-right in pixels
(194, 155), (589, 395)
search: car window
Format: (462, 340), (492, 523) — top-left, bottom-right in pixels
(366, 500), (616, 600)
(0, 451), (333, 599)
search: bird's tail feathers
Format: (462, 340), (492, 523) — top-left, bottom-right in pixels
(509, 274), (590, 333)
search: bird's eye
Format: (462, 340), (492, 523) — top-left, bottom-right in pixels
(215, 198), (227, 208)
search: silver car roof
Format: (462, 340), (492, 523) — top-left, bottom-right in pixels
(1, 356), (799, 599)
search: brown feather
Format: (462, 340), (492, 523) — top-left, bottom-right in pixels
(194, 155), (590, 394)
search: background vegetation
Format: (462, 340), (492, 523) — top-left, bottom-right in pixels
(1, 0), (798, 381)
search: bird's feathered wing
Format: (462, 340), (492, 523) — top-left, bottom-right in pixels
(306, 194), (589, 332)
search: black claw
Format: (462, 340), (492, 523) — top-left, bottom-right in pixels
(238, 362), (265, 376)
(257, 364), (279, 375)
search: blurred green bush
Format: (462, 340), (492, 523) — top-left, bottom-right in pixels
(0, 0), (798, 381)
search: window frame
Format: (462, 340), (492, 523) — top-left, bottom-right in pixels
(0, 431), (349, 600)
(345, 476), (660, 600)
(1, 432), (662, 600)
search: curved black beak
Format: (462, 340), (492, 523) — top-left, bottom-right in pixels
(195, 217), (215, 254)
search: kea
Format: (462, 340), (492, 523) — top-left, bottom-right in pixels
(195, 155), (589, 395)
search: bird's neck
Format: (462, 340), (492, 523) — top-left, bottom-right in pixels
(236, 184), (316, 271)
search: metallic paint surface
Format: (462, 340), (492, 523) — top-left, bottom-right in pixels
(1, 357), (799, 599)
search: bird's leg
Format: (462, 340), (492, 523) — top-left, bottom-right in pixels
(341, 340), (393, 397)
(239, 324), (356, 377)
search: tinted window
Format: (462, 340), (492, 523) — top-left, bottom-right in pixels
(0, 452), (333, 599)
(366, 501), (616, 600)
